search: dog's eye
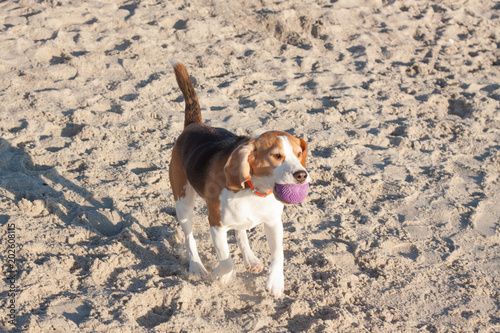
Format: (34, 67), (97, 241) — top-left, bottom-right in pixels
(297, 151), (302, 158)
(273, 153), (283, 160)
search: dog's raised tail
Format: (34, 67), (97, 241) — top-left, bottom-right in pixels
(170, 60), (202, 128)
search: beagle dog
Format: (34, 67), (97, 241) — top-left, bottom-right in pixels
(168, 61), (310, 298)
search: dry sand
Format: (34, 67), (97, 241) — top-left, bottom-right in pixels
(1, 0), (499, 332)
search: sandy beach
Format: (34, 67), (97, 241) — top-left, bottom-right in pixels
(1, 0), (499, 331)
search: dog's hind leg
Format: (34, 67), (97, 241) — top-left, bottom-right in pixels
(235, 230), (263, 273)
(170, 149), (208, 278)
(176, 183), (209, 278)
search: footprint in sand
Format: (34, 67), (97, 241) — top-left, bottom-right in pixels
(473, 197), (500, 237)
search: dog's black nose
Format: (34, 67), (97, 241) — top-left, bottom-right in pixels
(293, 170), (308, 183)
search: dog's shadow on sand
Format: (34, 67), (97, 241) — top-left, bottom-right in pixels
(0, 137), (176, 280)
(0, 138), (132, 235)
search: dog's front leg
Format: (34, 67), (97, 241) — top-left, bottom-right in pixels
(210, 226), (234, 284)
(264, 221), (284, 298)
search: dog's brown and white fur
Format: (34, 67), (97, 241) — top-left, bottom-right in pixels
(168, 61), (310, 298)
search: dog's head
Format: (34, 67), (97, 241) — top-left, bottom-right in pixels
(224, 131), (310, 203)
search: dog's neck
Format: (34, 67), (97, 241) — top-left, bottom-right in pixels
(246, 180), (273, 197)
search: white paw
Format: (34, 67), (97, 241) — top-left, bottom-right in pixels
(215, 270), (233, 284)
(213, 257), (234, 284)
(266, 270), (284, 298)
(244, 255), (263, 273)
(189, 261), (209, 279)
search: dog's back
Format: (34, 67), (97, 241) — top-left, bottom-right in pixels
(175, 124), (249, 198)
(169, 61), (250, 197)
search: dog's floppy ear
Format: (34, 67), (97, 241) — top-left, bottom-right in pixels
(224, 143), (254, 190)
(299, 138), (307, 167)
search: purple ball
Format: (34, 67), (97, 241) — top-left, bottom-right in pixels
(274, 183), (310, 204)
